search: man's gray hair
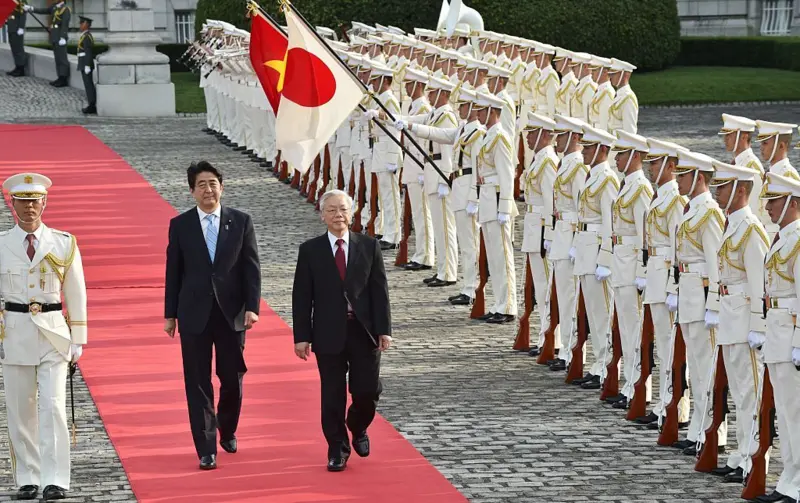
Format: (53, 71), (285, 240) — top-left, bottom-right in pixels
(319, 189), (354, 212)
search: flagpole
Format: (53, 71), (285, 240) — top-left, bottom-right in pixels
(281, 0), (452, 187)
(248, 0), (287, 37)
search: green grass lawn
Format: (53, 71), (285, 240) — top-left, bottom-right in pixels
(171, 66), (800, 113)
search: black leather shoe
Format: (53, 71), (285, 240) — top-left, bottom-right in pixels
(549, 359), (567, 371)
(52, 77), (68, 88)
(528, 346), (541, 357)
(423, 275), (439, 284)
(476, 312), (496, 321)
(635, 412), (659, 424)
(571, 373), (594, 385)
(711, 465), (736, 477)
(428, 279), (455, 287)
(16, 485), (38, 500)
(723, 467), (744, 483)
(755, 490), (792, 503)
(233, 145), (247, 151)
(243, 149), (254, 156)
(380, 241), (399, 251)
(199, 454), (217, 470)
(7, 66), (25, 77)
(221, 438), (237, 453)
(450, 294), (472, 305)
(42, 485), (66, 500)
(327, 456), (348, 472)
(353, 432), (370, 457)
(486, 313), (515, 324)
(612, 398), (629, 409)
(672, 439), (693, 450)
(82, 105), (97, 115)
(580, 375), (601, 389)
(605, 394), (626, 404)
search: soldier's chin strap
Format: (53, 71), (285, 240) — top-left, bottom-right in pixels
(688, 170), (699, 197)
(779, 195), (792, 225)
(769, 135), (779, 164)
(655, 157), (668, 186)
(621, 150), (634, 175)
(721, 180), (738, 213)
(589, 145), (600, 167)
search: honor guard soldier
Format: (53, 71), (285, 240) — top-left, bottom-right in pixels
(24, 1), (70, 87)
(606, 130), (653, 409)
(719, 114), (768, 230)
(77, 16), (97, 115)
(0, 173), (87, 501)
(469, 91), (519, 324)
(570, 52), (596, 124)
(588, 56), (615, 132)
(607, 58), (639, 134)
(534, 43), (559, 118)
(706, 161), (769, 483)
(666, 150), (728, 456)
(758, 172), (800, 503)
(5, 0), (28, 77)
(520, 112), (560, 352)
(570, 125), (619, 389)
(756, 120), (800, 181)
(549, 114), (589, 370)
(636, 139), (690, 428)
(554, 49), (578, 118)
(487, 64), (515, 140)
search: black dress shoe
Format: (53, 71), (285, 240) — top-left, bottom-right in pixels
(52, 78), (68, 88)
(233, 145), (247, 151)
(423, 275), (439, 284)
(605, 394), (626, 404)
(82, 104), (97, 115)
(220, 438), (237, 453)
(486, 313), (515, 324)
(723, 467), (744, 483)
(450, 294), (472, 305)
(528, 346), (540, 357)
(549, 359), (567, 371)
(635, 412), (659, 424)
(612, 398), (629, 409)
(7, 66), (25, 77)
(16, 485), (38, 500)
(199, 454), (217, 470)
(580, 375), (601, 389)
(571, 373), (595, 385)
(755, 490), (792, 503)
(711, 465), (736, 477)
(202, 127), (212, 133)
(380, 242), (399, 250)
(476, 312), (495, 321)
(428, 279), (456, 287)
(42, 485), (66, 500)
(353, 432), (370, 457)
(327, 456), (348, 472)
(672, 439), (693, 450)
(243, 149), (254, 156)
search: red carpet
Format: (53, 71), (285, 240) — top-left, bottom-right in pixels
(0, 125), (467, 503)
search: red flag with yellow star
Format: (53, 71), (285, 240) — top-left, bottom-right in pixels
(0, 0), (20, 27)
(248, 7), (288, 113)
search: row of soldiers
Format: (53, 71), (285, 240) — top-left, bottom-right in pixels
(190, 18), (799, 503)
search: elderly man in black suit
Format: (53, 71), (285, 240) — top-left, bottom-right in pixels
(164, 161), (261, 470)
(292, 189), (392, 472)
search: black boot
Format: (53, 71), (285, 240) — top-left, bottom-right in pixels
(6, 66), (25, 77)
(82, 104), (97, 115)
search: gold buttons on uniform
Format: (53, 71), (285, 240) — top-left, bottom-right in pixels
(29, 284), (35, 288)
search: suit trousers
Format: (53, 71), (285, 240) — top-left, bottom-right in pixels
(9, 32), (27, 67)
(769, 361), (800, 500)
(527, 252), (560, 348)
(315, 319), (382, 458)
(455, 209), (478, 297)
(179, 301), (246, 458)
(650, 303), (690, 422)
(484, 220), (517, 316)
(377, 171), (401, 244)
(408, 181), (434, 267)
(579, 275), (613, 377)
(82, 71), (96, 106)
(616, 286), (646, 401)
(680, 321), (727, 445)
(54, 45), (69, 78)
(429, 193), (458, 282)
(2, 332), (70, 489)
(556, 259), (580, 366)
(722, 344), (767, 471)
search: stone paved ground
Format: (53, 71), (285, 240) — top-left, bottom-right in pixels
(1, 73), (800, 502)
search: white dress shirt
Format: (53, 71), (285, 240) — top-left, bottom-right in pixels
(197, 205), (221, 239)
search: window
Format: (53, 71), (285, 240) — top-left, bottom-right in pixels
(175, 10), (196, 44)
(761, 0), (794, 36)
(0, 24), (8, 44)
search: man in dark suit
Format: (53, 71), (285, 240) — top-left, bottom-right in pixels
(164, 161), (261, 470)
(292, 189), (392, 472)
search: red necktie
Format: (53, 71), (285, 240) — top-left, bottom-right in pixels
(335, 239), (346, 281)
(25, 234), (35, 261)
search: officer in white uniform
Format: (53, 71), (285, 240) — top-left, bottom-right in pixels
(607, 58), (639, 134)
(588, 57), (615, 132)
(570, 52), (596, 124)
(756, 120), (800, 182)
(718, 114), (768, 231)
(0, 173), (87, 501)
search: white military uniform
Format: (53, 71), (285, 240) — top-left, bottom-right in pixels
(534, 49), (559, 119)
(760, 173), (800, 501)
(708, 162), (769, 474)
(607, 58), (639, 134)
(588, 75), (615, 132)
(370, 82), (404, 245)
(555, 68), (578, 118)
(0, 174), (87, 492)
(571, 74), (597, 124)
(719, 115), (768, 231)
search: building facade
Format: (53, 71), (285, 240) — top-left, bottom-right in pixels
(679, 0), (800, 35)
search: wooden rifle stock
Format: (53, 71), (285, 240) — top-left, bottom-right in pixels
(513, 259), (534, 351)
(347, 162), (356, 198)
(337, 157), (345, 191)
(314, 146), (331, 210)
(565, 288), (589, 383)
(395, 187), (412, 267)
(290, 168), (301, 189)
(307, 154), (322, 203)
(273, 151), (282, 176)
(514, 135), (524, 201)
(300, 159), (314, 196)
(658, 325), (687, 446)
(696, 346), (728, 472)
(470, 230), (489, 319)
(536, 279), (559, 365)
(742, 366), (774, 500)
(279, 161), (290, 182)
(352, 162), (366, 233)
(627, 305), (655, 421)
(600, 311), (622, 401)
(366, 173), (379, 237)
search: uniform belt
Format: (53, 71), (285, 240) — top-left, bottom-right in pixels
(555, 211), (577, 223)
(767, 296), (796, 309)
(678, 262), (706, 275)
(648, 246), (671, 257)
(4, 302), (63, 315)
(611, 235), (637, 246)
(719, 283), (748, 296)
(431, 154), (442, 160)
(450, 168), (472, 180)
(78, 52), (86, 57)
(577, 223), (602, 232)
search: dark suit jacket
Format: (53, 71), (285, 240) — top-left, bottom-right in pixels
(165, 206), (261, 335)
(292, 231), (391, 354)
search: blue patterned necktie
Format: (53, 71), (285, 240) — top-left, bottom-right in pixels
(205, 214), (218, 262)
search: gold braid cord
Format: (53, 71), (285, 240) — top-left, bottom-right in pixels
(44, 235), (77, 284)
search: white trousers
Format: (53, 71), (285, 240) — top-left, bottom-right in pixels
(527, 253), (561, 348)
(2, 333), (71, 489)
(769, 361), (800, 500)
(408, 182), (434, 267)
(579, 275), (613, 377)
(722, 344), (767, 471)
(681, 321), (727, 444)
(455, 210), (479, 297)
(377, 171), (401, 244)
(429, 194), (458, 282)
(222, 93), (235, 140)
(483, 220), (517, 316)
(555, 259), (579, 364)
(616, 286), (647, 401)
(203, 86), (218, 130)
(234, 98), (249, 147)
(650, 303), (690, 422)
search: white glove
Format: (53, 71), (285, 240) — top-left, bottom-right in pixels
(17, 28), (24, 36)
(792, 347), (800, 367)
(704, 310), (719, 329)
(394, 119), (408, 131)
(568, 246), (577, 263)
(748, 331), (766, 349)
(437, 183), (450, 199)
(386, 163), (397, 173)
(544, 240), (552, 251)
(595, 265), (611, 282)
(666, 293), (678, 312)
(466, 201), (479, 216)
(23, 4), (33, 11)
(634, 277), (647, 291)
(84, 66), (92, 75)
(417, 174), (425, 186)
(497, 212), (510, 225)
(58, 38), (66, 46)
(362, 109), (378, 121)
(70, 344), (83, 363)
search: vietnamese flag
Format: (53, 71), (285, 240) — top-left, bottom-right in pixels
(0, 0), (19, 26)
(248, 6), (288, 113)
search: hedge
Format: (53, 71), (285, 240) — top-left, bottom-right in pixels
(25, 42), (191, 73)
(677, 37), (800, 71)
(195, 0), (681, 71)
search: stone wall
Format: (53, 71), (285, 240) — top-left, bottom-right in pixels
(0, 45), (85, 90)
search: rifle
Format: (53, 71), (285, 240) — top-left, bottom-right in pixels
(279, 160), (290, 183)
(600, 309), (622, 401)
(347, 162), (356, 198)
(514, 135), (524, 201)
(352, 162), (367, 233)
(536, 278), (559, 365)
(299, 160), (312, 195)
(314, 145), (331, 210)
(695, 344), (729, 472)
(366, 172), (379, 237)
(395, 187), (412, 267)
(741, 364), (774, 500)
(273, 151), (282, 176)
(658, 323), (687, 446)
(308, 151), (323, 204)
(627, 304), (655, 421)
(513, 259), (534, 351)
(337, 157), (345, 191)
(470, 230), (489, 319)
(565, 281), (589, 383)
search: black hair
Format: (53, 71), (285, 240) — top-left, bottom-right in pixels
(187, 161), (223, 189)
